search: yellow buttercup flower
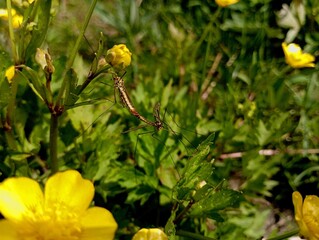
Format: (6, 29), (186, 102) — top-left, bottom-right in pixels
(132, 228), (168, 240)
(292, 191), (319, 240)
(106, 44), (132, 70)
(0, 8), (23, 28)
(215, 0), (239, 7)
(282, 42), (315, 68)
(5, 66), (15, 84)
(0, 170), (118, 240)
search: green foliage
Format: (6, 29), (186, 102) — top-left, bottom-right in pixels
(1, 0), (319, 239)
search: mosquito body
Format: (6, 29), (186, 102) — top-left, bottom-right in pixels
(113, 76), (163, 131)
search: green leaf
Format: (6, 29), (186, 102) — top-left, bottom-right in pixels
(0, 75), (11, 110)
(256, 120), (272, 146)
(189, 189), (244, 217)
(18, 66), (50, 103)
(172, 133), (215, 201)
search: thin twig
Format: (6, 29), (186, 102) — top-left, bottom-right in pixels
(201, 52), (223, 100)
(219, 148), (319, 160)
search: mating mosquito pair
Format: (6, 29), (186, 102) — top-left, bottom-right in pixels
(113, 75), (163, 131)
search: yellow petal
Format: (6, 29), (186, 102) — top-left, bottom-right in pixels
(293, 191), (304, 221)
(0, 177), (44, 222)
(44, 170), (94, 215)
(303, 195), (319, 239)
(12, 14), (23, 28)
(80, 207), (118, 240)
(0, 9), (16, 19)
(0, 220), (18, 240)
(293, 191), (317, 239)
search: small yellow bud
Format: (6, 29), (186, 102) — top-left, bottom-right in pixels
(106, 44), (132, 70)
(132, 228), (168, 240)
(215, 0), (239, 7)
(5, 65), (15, 83)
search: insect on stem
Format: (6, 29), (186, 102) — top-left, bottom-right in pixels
(113, 75), (163, 131)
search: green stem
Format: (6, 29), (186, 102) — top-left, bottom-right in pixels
(176, 230), (216, 240)
(266, 229), (299, 240)
(55, 0), (98, 105)
(5, 70), (19, 150)
(49, 114), (59, 174)
(174, 200), (194, 224)
(6, 0), (17, 63)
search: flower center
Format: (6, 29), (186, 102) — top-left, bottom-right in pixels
(16, 202), (82, 240)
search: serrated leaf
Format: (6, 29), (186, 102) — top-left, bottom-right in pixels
(189, 189), (244, 217)
(172, 133), (215, 201)
(256, 120), (272, 146)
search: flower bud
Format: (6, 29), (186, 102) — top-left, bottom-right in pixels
(106, 44), (132, 71)
(132, 228), (168, 240)
(215, 0), (239, 7)
(35, 48), (55, 73)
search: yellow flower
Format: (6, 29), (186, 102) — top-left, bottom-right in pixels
(132, 228), (168, 240)
(5, 66), (15, 84)
(292, 191), (319, 240)
(0, 9), (16, 19)
(106, 44), (132, 70)
(282, 42), (315, 68)
(0, 170), (118, 240)
(215, 0), (240, 7)
(0, 8), (23, 28)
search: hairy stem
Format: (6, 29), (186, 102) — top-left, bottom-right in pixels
(49, 114), (59, 174)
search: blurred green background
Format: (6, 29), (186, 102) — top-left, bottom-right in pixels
(1, 0), (319, 239)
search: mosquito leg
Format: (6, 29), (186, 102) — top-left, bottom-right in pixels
(150, 131), (180, 179)
(133, 129), (156, 169)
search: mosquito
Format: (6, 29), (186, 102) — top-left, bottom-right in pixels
(113, 75), (163, 131)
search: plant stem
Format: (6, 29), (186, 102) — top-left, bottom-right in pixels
(6, 0), (17, 62)
(55, 0), (98, 105)
(176, 230), (216, 240)
(266, 229), (299, 240)
(50, 114), (59, 174)
(174, 200), (194, 224)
